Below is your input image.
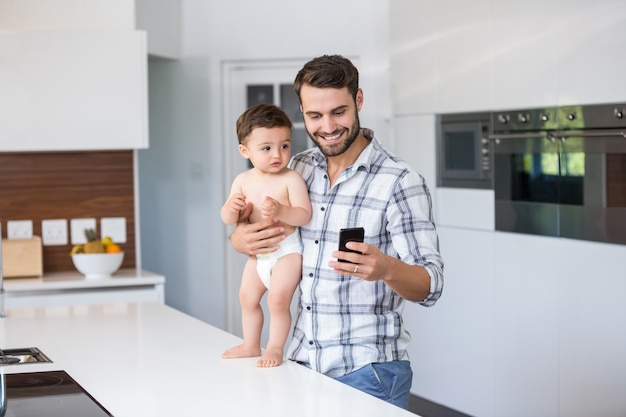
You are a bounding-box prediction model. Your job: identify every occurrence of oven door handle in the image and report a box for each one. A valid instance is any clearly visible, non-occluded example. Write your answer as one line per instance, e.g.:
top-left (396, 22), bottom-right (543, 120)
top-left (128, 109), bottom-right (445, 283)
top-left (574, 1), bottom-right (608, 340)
top-left (551, 130), bottom-right (626, 139)
top-left (488, 132), bottom-right (550, 140)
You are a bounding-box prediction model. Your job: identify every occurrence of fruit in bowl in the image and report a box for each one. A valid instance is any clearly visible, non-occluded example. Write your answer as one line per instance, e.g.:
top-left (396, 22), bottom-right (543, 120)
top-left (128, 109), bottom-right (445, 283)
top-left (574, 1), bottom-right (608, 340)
top-left (70, 229), bottom-right (124, 279)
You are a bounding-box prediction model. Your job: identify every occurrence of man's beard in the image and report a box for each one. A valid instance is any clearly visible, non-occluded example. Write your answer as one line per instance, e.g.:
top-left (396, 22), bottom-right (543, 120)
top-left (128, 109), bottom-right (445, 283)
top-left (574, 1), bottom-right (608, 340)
top-left (307, 113), bottom-right (361, 157)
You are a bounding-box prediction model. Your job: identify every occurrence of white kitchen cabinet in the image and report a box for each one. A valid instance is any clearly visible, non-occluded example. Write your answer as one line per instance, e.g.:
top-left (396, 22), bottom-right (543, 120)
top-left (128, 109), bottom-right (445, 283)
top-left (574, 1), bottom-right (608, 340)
top-left (436, 187), bottom-right (495, 231)
top-left (557, 239), bottom-right (626, 417)
top-left (389, 0), bottom-right (438, 115)
top-left (433, 0), bottom-right (493, 113)
top-left (391, 0), bottom-right (626, 114)
top-left (390, 0), bottom-right (493, 115)
top-left (493, 232), bottom-right (561, 417)
top-left (0, 30), bottom-right (148, 151)
top-left (555, 0), bottom-right (626, 106)
top-left (0, 0), bottom-right (135, 31)
top-left (406, 226), bottom-right (496, 417)
top-left (490, 0), bottom-right (559, 109)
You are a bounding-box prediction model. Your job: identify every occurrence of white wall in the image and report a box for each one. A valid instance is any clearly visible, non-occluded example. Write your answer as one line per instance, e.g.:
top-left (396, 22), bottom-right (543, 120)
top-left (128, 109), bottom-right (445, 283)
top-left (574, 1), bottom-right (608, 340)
top-left (137, 0), bottom-right (391, 328)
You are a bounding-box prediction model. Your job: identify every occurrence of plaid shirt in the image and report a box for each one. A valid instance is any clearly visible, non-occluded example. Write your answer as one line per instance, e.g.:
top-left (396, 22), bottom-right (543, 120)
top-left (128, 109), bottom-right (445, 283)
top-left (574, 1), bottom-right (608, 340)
top-left (286, 129), bottom-right (444, 378)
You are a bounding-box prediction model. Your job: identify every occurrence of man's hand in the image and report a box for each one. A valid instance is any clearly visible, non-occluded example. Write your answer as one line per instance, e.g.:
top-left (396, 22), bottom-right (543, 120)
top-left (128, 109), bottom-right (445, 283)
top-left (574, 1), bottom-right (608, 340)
top-left (329, 241), bottom-right (431, 302)
top-left (230, 202), bottom-right (285, 256)
top-left (329, 241), bottom-right (391, 282)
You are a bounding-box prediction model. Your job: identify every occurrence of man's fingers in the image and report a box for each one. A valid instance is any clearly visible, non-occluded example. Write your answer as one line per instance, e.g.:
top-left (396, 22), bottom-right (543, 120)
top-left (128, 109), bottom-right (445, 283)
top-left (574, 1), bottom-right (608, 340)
top-left (238, 202), bottom-right (253, 223)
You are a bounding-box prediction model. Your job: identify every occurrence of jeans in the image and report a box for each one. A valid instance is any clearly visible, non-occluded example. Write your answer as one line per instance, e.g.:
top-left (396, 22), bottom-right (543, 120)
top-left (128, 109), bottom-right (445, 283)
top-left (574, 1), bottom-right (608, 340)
top-left (334, 361), bottom-right (413, 409)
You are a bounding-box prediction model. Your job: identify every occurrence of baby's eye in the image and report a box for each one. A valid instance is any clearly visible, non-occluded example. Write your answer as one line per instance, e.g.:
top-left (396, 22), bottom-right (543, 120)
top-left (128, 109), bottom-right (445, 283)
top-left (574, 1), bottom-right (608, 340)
top-left (262, 146), bottom-right (271, 152)
top-left (281, 143), bottom-right (290, 150)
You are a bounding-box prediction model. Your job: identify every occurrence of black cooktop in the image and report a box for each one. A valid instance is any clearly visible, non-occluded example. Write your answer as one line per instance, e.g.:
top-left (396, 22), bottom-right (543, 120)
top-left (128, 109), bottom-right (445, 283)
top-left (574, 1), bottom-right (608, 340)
top-left (2, 370), bottom-right (113, 417)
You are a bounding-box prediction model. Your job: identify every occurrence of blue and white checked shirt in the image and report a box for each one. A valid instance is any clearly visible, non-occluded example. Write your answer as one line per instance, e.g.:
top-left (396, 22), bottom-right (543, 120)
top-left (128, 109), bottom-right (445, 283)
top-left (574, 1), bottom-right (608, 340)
top-left (286, 129), bottom-right (444, 378)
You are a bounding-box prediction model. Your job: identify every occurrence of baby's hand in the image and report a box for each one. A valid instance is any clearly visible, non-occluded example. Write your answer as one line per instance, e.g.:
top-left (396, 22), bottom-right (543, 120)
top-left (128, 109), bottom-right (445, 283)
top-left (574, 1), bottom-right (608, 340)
top-left (228, 193), bottom-right (247, 213)
top-left (261, 196), bottom-right (280, 218)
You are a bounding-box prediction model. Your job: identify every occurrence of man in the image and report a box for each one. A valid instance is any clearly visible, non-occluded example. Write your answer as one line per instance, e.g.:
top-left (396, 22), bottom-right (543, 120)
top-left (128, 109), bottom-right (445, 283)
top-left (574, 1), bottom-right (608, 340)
top-left (230, 54), bottom-right (444, 409)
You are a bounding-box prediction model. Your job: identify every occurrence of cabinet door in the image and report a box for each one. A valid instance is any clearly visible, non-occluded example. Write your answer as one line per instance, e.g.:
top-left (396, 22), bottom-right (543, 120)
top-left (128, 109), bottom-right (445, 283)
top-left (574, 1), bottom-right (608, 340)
top-left (557, 239), bottom-right (626, 417)
top-left (434, 0), bottom-right (493, 113)
top-left (406, 226), bottom-right (496, 417)
top-left (493, 232), bottom-right (560, 417)
top-left (0, 31), bottom-right (147, 151)
top-left (389, 0), bottom-right (438, 115)
top-left (491, 0), bottom-right (559, 109)
top-left (555, 0), bottom-right (626, 105)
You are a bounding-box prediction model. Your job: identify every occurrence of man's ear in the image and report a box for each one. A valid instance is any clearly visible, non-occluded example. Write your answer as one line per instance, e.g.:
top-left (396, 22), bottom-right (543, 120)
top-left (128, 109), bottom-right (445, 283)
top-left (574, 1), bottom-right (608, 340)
top-left (238, 144), bottom-right (249, 159)
top-left (355, 88), bottom-right (364, 111)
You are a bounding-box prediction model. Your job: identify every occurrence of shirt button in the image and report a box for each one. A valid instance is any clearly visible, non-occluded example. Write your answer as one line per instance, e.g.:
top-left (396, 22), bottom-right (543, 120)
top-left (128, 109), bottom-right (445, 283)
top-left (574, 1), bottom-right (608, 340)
top-left (309, 341), bottom-right (314, 345)
top-left (306, 306), bottom-right (311, 311)
top-left (320, 207), bottom-right (325, 212)
top-left (314, 240), bottom-right (319, 244)
top-left (309, 273), bottom-right (313, 277)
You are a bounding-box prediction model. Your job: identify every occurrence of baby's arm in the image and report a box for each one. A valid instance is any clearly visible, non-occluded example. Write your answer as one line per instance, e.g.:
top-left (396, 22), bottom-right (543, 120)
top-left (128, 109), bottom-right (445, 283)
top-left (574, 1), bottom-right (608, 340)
top-left (220, 177), bottom-right (246, 225)
top-left (261, 172), bottom-right (311, 226)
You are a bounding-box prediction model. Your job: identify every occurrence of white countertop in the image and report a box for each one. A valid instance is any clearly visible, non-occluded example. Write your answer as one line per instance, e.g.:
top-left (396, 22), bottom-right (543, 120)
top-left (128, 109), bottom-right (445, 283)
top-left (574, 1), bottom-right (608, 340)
top-left (0, 302), bottom-right (417, 417)
top-left (2, 268), bottom-right (165, 292)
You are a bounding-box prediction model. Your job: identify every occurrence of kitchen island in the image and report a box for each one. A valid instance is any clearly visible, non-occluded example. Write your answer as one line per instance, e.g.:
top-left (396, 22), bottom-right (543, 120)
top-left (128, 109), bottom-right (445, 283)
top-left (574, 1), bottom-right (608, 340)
top-left (0, 302), bottom-right (417, 417)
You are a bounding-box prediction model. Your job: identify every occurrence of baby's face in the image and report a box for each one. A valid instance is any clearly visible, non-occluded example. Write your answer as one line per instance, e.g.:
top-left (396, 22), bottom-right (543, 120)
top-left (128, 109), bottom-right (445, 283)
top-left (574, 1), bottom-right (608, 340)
top-left (240, 126), bottom-right (292, 173)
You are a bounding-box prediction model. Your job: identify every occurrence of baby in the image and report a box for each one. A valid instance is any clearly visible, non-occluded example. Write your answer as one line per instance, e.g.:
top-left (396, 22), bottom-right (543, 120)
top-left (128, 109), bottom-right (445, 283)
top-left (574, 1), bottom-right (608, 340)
top-left (220, 103), bottom-right (311, 367)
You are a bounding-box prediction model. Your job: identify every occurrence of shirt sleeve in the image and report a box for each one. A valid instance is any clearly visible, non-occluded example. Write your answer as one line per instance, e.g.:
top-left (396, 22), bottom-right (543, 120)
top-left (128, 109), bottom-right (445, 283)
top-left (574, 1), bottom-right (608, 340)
top-left (386, 170), bottom-right (444, 307)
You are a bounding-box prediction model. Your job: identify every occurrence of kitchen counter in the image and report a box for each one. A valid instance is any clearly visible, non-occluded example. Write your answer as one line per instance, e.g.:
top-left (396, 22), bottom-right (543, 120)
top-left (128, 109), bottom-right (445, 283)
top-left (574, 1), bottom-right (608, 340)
top-left (3, 269), bottom-right (165, 308)
top-left (0, 302), bottom-right (416, 417)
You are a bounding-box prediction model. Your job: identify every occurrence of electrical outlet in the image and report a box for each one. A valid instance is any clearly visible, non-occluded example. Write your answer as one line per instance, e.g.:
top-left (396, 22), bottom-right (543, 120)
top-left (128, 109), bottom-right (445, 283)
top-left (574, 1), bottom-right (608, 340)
top-left (7, 220), bottom-right (33, 239)
top-left (100, 217), bottom-right (127, 243)
top-left (70, 218), bottom-right (97, 244)
top-left (42, 219), bottom-right (68, 246)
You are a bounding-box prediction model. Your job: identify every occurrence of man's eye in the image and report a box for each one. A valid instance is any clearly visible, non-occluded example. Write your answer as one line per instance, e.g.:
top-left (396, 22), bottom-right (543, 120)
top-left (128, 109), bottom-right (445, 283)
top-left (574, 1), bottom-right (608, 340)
top-left (334, 110), bottom-right (345, 116)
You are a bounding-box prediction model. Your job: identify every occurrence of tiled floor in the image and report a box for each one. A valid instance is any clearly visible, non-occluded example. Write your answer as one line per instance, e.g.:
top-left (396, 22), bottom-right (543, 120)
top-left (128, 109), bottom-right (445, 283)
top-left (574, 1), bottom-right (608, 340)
top-left (408, 395), bottom-right (473, 417)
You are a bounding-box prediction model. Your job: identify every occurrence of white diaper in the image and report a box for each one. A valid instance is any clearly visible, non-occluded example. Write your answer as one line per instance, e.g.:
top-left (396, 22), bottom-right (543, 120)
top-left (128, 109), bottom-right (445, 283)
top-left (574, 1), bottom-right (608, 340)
top-left (255, 230), bottom-right (303, 289)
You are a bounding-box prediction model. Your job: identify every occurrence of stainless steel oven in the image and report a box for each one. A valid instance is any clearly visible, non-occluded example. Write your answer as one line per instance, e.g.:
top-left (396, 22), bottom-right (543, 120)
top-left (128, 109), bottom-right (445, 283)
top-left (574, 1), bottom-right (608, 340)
top-left (490, 103), bottom-right (626, 245)
top-left (437, 112), bottom-right (492, 189)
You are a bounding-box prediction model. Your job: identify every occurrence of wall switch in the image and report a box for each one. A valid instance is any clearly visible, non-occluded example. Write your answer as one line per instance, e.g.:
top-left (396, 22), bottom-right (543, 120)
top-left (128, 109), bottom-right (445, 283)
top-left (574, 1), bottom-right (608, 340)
top-left (7, 220), bottom-right (33, 239)
top-left (70, 218), bottom-right (97, 244)
top-left (42, 219), bottom-right (68, 246)
top-left (100, 217), bottom-right (127, 243)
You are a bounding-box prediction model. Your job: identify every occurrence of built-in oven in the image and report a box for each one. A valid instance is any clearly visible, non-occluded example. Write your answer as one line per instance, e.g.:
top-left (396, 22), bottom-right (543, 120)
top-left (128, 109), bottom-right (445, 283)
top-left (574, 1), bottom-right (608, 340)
top-left (490, 103), bottom-right (626, 245)
top-left (437, 112), bottom-right (492, 189)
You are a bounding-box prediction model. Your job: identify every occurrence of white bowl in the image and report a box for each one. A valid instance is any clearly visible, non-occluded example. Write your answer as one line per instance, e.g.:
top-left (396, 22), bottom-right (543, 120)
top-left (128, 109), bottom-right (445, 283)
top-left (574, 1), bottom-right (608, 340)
top-left (71, 252), bottom-right (124, 279)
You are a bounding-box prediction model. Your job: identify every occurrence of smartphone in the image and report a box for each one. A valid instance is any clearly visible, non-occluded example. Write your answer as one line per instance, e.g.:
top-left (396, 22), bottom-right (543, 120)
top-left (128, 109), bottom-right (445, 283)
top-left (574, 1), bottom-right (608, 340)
top-left (338, 227), bottom-right (365, 263)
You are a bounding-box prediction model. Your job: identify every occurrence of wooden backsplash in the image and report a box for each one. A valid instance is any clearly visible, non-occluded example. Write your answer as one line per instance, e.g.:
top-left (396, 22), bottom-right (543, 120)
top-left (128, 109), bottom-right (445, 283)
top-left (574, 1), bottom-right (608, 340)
top-left (0, 151), bottom-right (136, 273)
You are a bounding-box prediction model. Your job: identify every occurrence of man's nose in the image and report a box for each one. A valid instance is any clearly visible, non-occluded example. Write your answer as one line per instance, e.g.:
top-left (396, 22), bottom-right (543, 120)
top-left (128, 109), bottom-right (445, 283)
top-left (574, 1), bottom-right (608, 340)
top-left (320, 117), bottom-right (337, 134)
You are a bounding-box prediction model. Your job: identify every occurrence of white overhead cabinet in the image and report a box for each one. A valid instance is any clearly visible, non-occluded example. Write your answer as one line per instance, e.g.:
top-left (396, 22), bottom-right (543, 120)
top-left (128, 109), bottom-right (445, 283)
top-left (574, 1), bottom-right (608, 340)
top-left (0, 30), bottom-right (148, 151)
top-left (391, 0), bottom-right (626, 113)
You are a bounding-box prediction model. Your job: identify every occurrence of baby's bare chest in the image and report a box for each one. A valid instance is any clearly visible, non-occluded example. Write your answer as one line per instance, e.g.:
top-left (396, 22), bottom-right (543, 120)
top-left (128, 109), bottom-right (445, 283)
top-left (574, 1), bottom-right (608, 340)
top-left (241, 180), bottom-right (290, 220)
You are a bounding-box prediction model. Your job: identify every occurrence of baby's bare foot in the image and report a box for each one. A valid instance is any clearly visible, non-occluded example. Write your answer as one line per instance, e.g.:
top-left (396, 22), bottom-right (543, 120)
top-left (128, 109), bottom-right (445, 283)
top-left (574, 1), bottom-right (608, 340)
top-left (256, 347), bottom-right (283, 367)
top-left (221, 344), bottom-right (261, 359)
